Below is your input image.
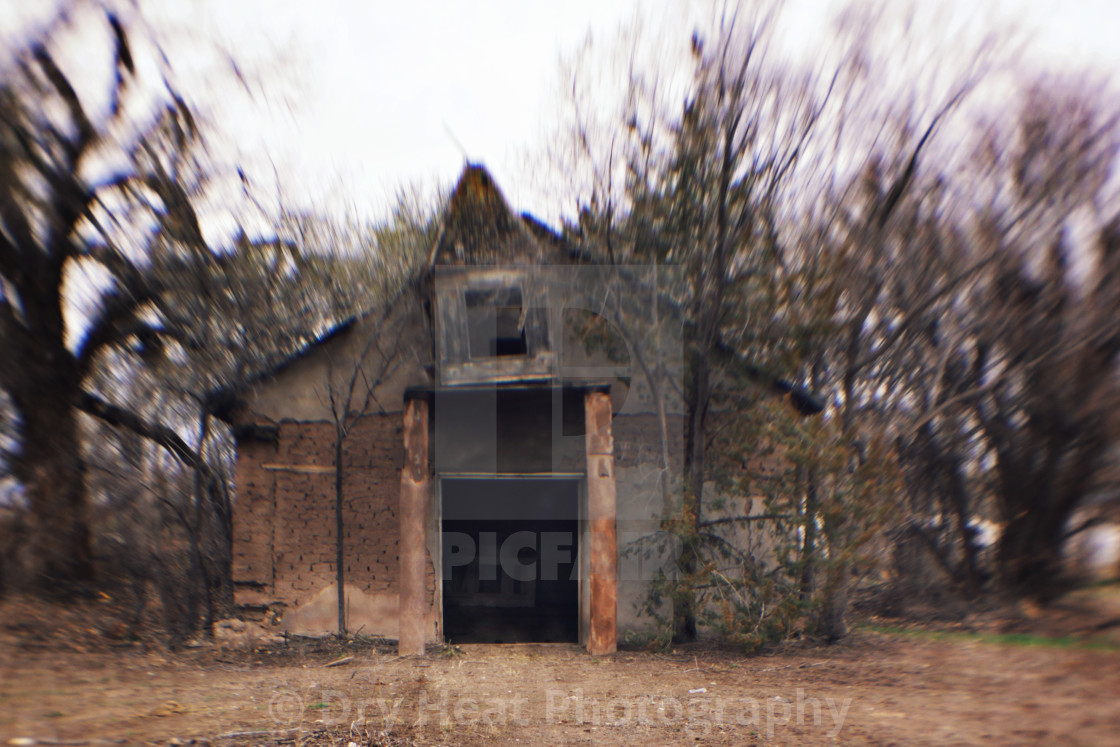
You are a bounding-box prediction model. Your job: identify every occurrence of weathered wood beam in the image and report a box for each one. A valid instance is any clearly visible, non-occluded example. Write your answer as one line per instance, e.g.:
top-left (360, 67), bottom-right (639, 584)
top-left (585, 389), bottom-right (617, 656)
top-left (261, 464), bottom-right (335, 474)
top-left (398, 397), bottom-right (429, 656)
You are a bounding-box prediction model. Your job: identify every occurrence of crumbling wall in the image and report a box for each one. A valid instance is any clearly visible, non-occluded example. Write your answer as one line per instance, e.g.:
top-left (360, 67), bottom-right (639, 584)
top-left (232, 438), bottom-right (277, 591)
top-left (232, 414), bottom-right (405, 633)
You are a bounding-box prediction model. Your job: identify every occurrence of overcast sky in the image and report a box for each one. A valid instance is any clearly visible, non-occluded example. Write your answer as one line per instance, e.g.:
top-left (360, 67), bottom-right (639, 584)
top-left (5, 0), bottom-right (1120, 234)
top-left (204, 0), bottom-right (1120, 225)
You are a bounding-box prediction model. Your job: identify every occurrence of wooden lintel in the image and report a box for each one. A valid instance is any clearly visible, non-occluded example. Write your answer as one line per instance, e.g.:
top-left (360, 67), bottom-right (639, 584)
top-left (262, 463), bottom-right (336, 474)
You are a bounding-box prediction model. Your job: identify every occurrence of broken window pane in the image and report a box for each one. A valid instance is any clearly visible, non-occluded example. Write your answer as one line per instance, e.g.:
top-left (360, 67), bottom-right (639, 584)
top-left (466, 287), bottom-right (527, 358)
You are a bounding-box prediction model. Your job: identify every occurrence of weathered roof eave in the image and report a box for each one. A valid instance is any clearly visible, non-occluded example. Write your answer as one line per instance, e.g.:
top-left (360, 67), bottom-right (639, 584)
top-left (206, 279), bottom-right (425, 424)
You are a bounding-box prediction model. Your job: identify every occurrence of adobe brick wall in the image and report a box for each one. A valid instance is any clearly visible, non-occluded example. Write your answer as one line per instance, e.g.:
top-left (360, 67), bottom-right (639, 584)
top-left (233, 401), bottom-right (771, 637)
top-left (232, 414), bottom-right (405, 610)
top-left (232, 439), bottom-right (276, 589)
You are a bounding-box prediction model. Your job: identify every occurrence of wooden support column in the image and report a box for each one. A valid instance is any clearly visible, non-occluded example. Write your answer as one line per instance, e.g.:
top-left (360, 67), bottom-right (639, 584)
top-left (399, 397), bottom-right (429, 656)
top-left (585, 389), bottom-right (617, 656)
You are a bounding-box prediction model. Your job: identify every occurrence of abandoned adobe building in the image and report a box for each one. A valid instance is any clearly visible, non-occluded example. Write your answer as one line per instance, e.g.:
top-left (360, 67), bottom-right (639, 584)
top-left (223, 164), bottom-right (820, 655)
top-left (224, 164), bottom-right (690, 655)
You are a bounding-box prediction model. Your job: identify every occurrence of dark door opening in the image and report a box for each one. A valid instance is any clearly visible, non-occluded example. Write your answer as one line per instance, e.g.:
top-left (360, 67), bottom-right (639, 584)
top-left (442, 478), bottom-right (579, 643)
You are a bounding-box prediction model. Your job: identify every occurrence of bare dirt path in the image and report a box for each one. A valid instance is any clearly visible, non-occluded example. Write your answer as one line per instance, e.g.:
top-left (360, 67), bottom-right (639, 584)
top-left (2, 629), bottom-right (1119, 746)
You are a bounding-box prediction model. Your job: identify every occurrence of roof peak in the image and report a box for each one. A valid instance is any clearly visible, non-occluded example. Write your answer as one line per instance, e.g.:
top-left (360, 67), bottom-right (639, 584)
top-left (428, 163), bottom-right (550, 268)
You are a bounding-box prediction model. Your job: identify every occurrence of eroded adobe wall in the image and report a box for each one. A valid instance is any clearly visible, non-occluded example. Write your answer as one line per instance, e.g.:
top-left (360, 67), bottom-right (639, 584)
top-left (273, 418), bottom-right (402, 598)
top-left (232, 438), bottom-right (277, 590)
top-left (232, 414), bottom-right (416, 635)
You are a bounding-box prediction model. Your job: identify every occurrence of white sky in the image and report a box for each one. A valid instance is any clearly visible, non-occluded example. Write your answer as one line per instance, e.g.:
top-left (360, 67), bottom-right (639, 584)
top-left (4, 0), bottom-right (1120, 235)
top-left (198, 0), bottom-right (648, 223)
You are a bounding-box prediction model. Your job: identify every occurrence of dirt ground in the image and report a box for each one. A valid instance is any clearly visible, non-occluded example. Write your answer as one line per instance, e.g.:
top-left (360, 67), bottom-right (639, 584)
top-left (2, 589), bottom-right (1120, 746)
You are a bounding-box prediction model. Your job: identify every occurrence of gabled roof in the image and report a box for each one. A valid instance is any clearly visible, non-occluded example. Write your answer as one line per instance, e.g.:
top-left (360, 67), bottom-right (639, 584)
top-left (213, 164), bottom-right (559, 422)
top-left (206, 313), bottom-right (362, 425)
top-left (210, 163), bottom-right (823, 425)
top-left (428, 164), bottom-right (576, 267)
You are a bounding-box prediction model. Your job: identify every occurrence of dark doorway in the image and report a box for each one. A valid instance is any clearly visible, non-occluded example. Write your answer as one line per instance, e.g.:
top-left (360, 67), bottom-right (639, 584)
top-left (441, 478), bottom-right (579, 643)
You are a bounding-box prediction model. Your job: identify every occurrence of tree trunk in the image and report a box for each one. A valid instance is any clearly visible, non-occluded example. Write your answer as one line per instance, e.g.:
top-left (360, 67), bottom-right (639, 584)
top-left (17, 379), bottom-right (93, 592)
top-left (815, 565), bottom-right (851, 642)
top-left (184, 473), bottom-right (203, 639)
top-left (799, 466), bottom-right (818, 600)
top-left (989, 422), bottom-right (1099, 603)
top-left (676, 348), bottom-right (710, 643)
top-left (996, 508), bottom-right (1066, 603)
top-left (915, 422), bottom-right (984, 595)
top-left (944, 453), bottom-right (984, 596)
top-left (205, 477), bottom-right (235, 613)
top-left (334, 437), bottom-right (346, 636)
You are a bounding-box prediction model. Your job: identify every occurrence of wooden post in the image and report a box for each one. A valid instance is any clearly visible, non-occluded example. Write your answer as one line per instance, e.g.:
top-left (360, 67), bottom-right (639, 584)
top-left (399, 397), bottom-right (429, 656)
top-left (585, 389), bottom-right (617, 656)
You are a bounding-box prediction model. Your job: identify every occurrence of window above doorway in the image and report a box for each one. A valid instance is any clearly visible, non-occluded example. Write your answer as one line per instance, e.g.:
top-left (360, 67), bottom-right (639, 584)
top-left (466, 286), bottom-right (527, 358)
top-left (433, 268), bottom-right (555, 385)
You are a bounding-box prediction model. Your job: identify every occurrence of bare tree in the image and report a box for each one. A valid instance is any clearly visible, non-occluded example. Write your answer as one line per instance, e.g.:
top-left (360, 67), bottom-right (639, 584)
top-left (0, 8), bottom-right (227, 589)
top-left (549, 0), bottom-right (1016, 642)
top-left (962, 76), bottom-right (1120, 599)
top-left (320, 303), bottom-right (408, 635)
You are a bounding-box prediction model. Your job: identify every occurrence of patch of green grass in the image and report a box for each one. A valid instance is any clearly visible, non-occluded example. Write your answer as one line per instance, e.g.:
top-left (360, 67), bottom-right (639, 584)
top-left (861, 624), bottom-right (1120, 651)
top-left (43, 711), bottom-right (65, 718)
top-left (1076, 577), bottom-right (1120, 590)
